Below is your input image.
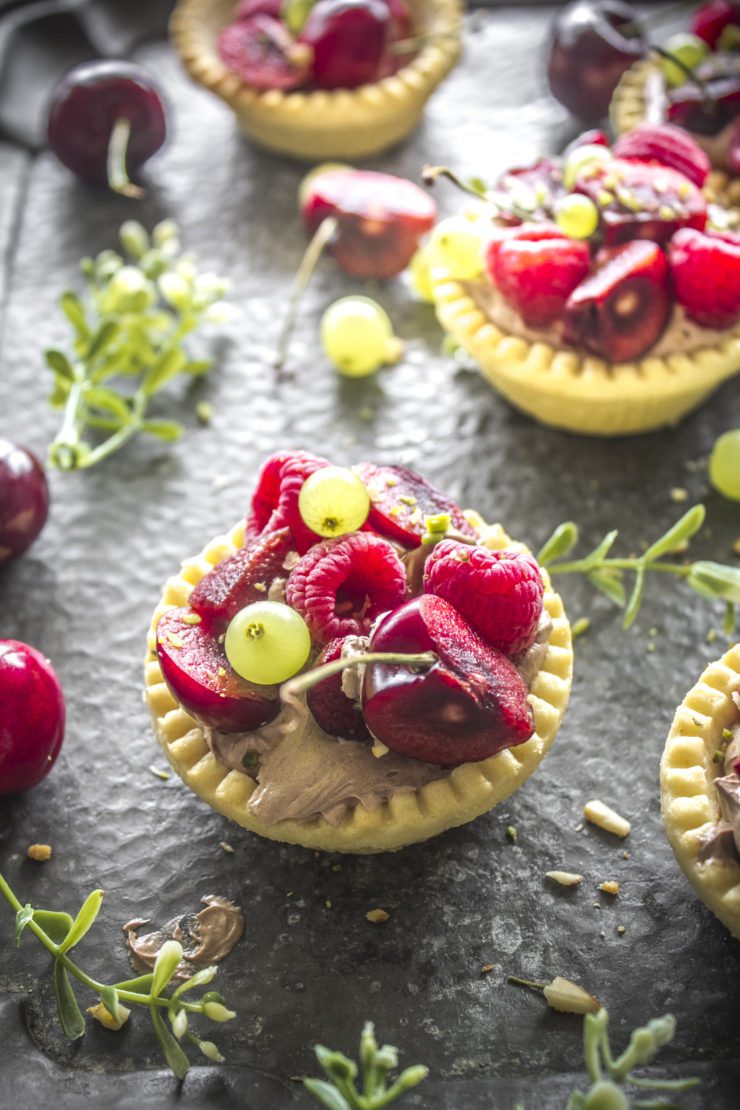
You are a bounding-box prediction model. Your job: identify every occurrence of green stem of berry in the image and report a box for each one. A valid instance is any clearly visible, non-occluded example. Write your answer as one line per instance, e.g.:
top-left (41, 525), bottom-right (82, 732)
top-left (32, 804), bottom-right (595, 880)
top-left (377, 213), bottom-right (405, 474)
top-left (649, 44), bottom-right (715, 110)
top-left (0, 869), bottom-right (235, 1077)
top-left (107, 117), bottom-right (144, 200)
top-left (282, 650), bottom-right (438, 701)
top-left (421, 164), bottom-right (535, 222)
top-left (389, 20), bottom-right (463, 56)
top-left (275, 215), bottom-right (339, 373)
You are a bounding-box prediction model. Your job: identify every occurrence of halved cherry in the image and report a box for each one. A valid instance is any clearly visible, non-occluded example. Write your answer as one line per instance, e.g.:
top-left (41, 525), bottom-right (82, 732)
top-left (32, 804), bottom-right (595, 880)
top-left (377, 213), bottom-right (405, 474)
top-left (573, 158), bottom-right (707, 245)
top-left (190, 527), bottom-right (293, 630)
top-left (563, 240), bottom-right (671, 363)
top-left (353, 462), bottom-right (476, 548)
top-left (156, 608), bottom-right (279, 733)
top-left (306, 637), bottom-right (372, 741)
top-left (361, 595), bottom-right (534, 765)
top-left (493, 158), bottom-right (566, 225)
top-left (218, 14), bottom-right (312, 90)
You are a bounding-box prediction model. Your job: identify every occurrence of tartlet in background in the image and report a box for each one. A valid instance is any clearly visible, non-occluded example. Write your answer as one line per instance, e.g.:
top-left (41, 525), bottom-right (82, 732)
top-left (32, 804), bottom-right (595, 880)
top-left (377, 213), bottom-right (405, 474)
top-left (170, 0), bottom-right (462, 161)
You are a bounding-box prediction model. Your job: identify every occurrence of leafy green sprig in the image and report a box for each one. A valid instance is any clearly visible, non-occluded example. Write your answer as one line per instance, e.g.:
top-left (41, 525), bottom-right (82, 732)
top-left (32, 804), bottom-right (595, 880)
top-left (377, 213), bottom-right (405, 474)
top-left (46, 219), bottom-right (229, 471)
top-left (566, 1008), bottom-right (699, 1109)
top-left (538, 504), bottom-right (740, 635)
top-left (305, 1022), bottom-right (428, 1109)
top-left (0, 871), bottom-right (235, 1078)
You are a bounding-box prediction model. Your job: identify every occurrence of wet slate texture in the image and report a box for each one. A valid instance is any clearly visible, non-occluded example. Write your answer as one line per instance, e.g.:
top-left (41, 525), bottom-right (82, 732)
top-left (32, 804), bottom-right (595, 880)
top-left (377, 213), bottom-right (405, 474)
top-left (0, 5), bottom-right (739, 1109)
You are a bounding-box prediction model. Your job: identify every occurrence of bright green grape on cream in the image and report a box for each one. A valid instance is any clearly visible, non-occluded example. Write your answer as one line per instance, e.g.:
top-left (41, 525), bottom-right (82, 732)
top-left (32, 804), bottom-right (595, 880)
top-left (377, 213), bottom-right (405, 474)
top-left (298, 466), bottom-right (370, 537)
top-left (225, 601), bottom-right (311, 686)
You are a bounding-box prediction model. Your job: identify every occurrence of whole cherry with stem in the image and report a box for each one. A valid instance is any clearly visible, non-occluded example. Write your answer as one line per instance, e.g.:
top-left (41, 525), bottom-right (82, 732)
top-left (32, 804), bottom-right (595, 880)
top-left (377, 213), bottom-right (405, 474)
top-left (47, 60), bottom-right (166, 199)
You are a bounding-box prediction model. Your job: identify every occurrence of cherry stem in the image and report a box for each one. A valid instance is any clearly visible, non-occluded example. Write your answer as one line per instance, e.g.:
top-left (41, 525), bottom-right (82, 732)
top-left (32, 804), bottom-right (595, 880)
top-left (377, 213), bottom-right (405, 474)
top-left (422, 164), bottom-right (534, 223)
top-left (649, 44), bottom-right (715, 111)
top-left (107, 118), bottom-right (144, 200)
top-left (275, 215), bottom-right (338, 373)
top-left (389, 20), bottom-right (463, 56)
top-left (281, 650), bottom-right (438, 701)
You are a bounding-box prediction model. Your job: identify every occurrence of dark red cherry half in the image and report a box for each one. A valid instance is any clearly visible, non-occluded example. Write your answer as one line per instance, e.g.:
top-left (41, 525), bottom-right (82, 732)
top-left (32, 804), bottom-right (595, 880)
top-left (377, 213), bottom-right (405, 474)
top-left (0, 640), bottom-right (65, 795)
top-left (156, 608), bottom-right (279, 733)
top-left (353, 463), bottom-right (476, 549)
top-left (306, 637), bottom-right (372, 741)
top-left (190, 528), bottom-right (293, 631)
top-left (362, 595), bottom-right (534, 766)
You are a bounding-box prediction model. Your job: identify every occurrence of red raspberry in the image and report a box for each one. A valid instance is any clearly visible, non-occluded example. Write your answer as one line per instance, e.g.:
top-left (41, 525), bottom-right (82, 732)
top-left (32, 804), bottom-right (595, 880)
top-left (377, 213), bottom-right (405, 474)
top-left (669, 227), bottom-right (740, 328)
top-left (306, 637), bottom-right (372, 741)
top-left (574, 159), bottom-right (707, 245)
top-left (190, 527), bottom-right (293, 629)
top-left (286, 532), bottom-right (407, 644)
top-left (691, 0), bottom-right (740, 48)
top-left (486, 224), bottom-right (591, 328)
top-left (246, 450), bottom-right (330, 553)
top-left (612, 124), bottom-right (711, 188)
top-left (423, 540), bottom-right (544, 657)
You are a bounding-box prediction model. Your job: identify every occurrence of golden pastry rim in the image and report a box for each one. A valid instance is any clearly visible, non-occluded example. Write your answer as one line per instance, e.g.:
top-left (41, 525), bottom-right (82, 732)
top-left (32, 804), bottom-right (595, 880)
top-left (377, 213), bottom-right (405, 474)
top-left (660, 643), bottom-right (740, 940)
top-left (169, 0), bottom-right (463, 159)
top-left (431, 271), bottom-right (740, 437)
top-left (144, 519), bottom-right (573, 854)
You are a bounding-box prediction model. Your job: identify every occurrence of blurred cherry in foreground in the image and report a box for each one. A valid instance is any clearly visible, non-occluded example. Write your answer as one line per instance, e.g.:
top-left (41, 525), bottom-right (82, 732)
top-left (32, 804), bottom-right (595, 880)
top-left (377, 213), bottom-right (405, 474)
top-left (0, 439), bottom-right (49, 565)
top-left (0, 641), bottom-right (66, 795)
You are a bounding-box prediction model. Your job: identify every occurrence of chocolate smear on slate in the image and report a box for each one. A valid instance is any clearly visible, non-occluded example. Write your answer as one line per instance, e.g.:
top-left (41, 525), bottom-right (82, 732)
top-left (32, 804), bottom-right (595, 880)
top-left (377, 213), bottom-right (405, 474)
top-left (123, 895), bottom-right (244, 979)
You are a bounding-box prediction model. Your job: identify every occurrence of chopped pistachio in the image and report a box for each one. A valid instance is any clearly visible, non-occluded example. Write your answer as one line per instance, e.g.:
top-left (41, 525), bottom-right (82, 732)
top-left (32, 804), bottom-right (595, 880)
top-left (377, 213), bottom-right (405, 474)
top-left (398, 495), bottom-right (417, 506)
top-left (506, 825), bottom-right (518, 843)
top-left (583, 800), bottom-right (631, 838)
top-left (599, 880), bottom-right (620, 896)
top-left (196, 400), bottom-right (213, 425)
top-left (219, 841), bottom-right (235, 854)
top-left (148, 765), bottom-right (170, 781)
top-left (670, 487), bottom-right (689, 503)
top-left (546, 870), bottom-right (583, 887)
top-left (88, 1000), bottom-right (131, 1031)
top-left (166, 631), bottom-right (184, 648)
top-left (371, 740), bottom-right (390, 759)
top-left (182, 612), bottom-right (202, 626)
top-left (572, 617), bottom-right (590, 639)
top-left (732, 538), bottom-right (740, 556)
top-left (597, 190), bottom-right (614, 207)
top-left (658, 204), bottom-right (676, 221)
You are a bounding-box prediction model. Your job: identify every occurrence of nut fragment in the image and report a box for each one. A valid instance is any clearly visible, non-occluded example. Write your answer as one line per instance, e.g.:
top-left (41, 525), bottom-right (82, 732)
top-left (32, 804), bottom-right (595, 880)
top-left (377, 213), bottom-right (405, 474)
top-left (599, 880), bottom-right (620, 895)
top-left (366, 908), bottom-right (390, 924)
top-left (543, 976), bottom-right (600, 1015)
top-left (546, 871), bottom-right (583, 887)
top-left (27, 844), bottom-right (52, 861)
top-left (88, 1001), bottom-right (131, 1031)
top-left (583, 800), bottom-right (631, 838)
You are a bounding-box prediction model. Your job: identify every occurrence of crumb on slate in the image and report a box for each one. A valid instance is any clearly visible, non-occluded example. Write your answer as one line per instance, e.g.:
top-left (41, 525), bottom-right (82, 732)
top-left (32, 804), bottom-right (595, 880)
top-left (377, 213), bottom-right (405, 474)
top-left (572, 617), bottom-right (590, 639)
top-left (733, 538), bottom-right (740, 556)
top-left (670, 487), bottom-right (689, 503)
top-left (599, 881), bottom-right (620, 896)
top-left (583, 800), bottom-right (631, 838)
top-left (149, 765), bottom-right (170, 781)
top-left (546, 870), bottom-right (583, 887)
top-left (617, 925), bottom-right (626, 935)
top-left (27, 844), bottom-right (52, 862)
top-left (220, 841), bottom-right (235, 854)
top-left (366, 908), bottom-right (390, 924)
top-left (481, 964), bottom-right (495, 975)
top-left (506, 825), bottom-right (518, 843)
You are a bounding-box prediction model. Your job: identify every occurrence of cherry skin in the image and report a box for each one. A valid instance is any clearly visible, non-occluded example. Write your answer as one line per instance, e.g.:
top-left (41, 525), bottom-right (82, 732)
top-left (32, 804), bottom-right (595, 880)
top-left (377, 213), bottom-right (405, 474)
top-left (0, 640), bottom-right (65, 795)
top-left (0, 439), bottom-right (49, 565)
top-left (299, 0), bottom-right (391, 90)
top-left (547, 0), bottom-right (647, 124)
top-left (361, 595), bottom-right (534, 766)
top-left (156, 608), bottom-right (279, 733)
top-left (47, 60), bottom-right (166, 195)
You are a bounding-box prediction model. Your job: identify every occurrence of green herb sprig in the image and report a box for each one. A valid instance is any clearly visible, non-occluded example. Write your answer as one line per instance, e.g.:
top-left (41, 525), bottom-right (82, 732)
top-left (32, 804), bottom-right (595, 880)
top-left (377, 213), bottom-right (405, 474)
top-left (305, 1022), bottom-right (428, 1109)
top-left (538, 504), bottom-right (740, 635)
top-left (566, 1007), bottom-right (699, 1109)
top-left (0, 871), bottom-right (235, 1078)
top-left (46, 219), bottom-right (229, 471)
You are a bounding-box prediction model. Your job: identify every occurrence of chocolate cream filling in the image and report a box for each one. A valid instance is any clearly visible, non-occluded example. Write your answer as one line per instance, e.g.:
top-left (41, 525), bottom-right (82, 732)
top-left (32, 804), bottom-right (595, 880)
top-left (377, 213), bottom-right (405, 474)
top-left (698, 692), bottom-right (740, 866)
top-left (123, 895), bottom-right (244, 979)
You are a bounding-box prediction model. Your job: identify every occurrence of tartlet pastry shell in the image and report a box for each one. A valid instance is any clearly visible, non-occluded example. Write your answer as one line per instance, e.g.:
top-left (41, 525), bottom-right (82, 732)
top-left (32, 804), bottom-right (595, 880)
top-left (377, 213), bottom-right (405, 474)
top-left (661, 644), bottom-right (740, 940)
top-left (611, 58), bottom-right (740, 211)
top-left (145, 520), bottom-right (572, 854)
top-left (432, 273), bottom-right (740, 437)
top-left (170, 0), bottom-right (462, 161)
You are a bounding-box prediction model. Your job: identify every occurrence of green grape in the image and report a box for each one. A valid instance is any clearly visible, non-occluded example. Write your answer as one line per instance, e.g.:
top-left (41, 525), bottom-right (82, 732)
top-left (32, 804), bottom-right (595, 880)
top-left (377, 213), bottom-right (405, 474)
top-left (582, 1081), bottom-right (628, 1110)
top-left (563, 144), bottom-right (613, 189)
top-left (660, 33), bottom-right (709, 88)
top-left (225, 601), bottom-right (311, 685)
top-left (424, 217), bottom-right (484, 280)
top-left (282, 0), bottom-right (314, 35)
top-left (408, 247), bottom-right (435, 303)
top-left (298, 161), bottom-right (349, 206)
top-left (555, 194), bottom-right (600, 239)
top-left (709, 429), bottom-right (740, 501)
top-left (320, 296), bottom-right (402, 377)
top-left (298, 466), bottom-right (370, 537)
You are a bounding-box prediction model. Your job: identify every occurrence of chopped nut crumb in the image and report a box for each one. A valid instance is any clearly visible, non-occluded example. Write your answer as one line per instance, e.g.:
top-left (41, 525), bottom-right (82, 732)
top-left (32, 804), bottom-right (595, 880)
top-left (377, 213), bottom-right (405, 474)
top-left (166, 631), bottom-right (184, 648)
top-left (27, 844), bottom-right (52, 862)
top-left (182, 612), bottom-right (202, 626)
top-left (707, 628), bottom-right (717, 644)
top-left (371, 741), bottom-right (389, 759)
top-left (219, 841), bottom-right (234, 854)
top-left (599, 881), bottom-right (620, 896)
top-left (572, 617), bottom-right (590, 639)
top-left (622, 851), bottom-right (630, 860)
top-left (88, 1000), bottom-right (130, 1031)
top-left (647, 641), bottom-right (655, 653)
top-left (543, 976), bottom-right (600, 1015)
top-left (599, 930), bottom-right (606, 940)
top-left (366, 908), bottom-right (390, 924)
top-left (481, 964), bottom-right (495, 974)
top-left (670, 487), bottom-right (689, 503)
top-left (253, 581), bottom-right (267, 592)
top-left (325, 900), bottom-right (332, 910)
top-left (617, 925), bottom-right (626, 935)
top-left (331, 863), bottom-right (342, 873)
top-left (583, 800), bottom-right (631, 838)
top-left (506, 825), bottom-right (518, 843)
top-left (196, 401), bottom-right (213, 425)
top-left (732, 538), bottom-right (740, 556)
top-left (546, 870), bottom-right (583, 887)
top-left (148, 765), bottom-right (170, 781)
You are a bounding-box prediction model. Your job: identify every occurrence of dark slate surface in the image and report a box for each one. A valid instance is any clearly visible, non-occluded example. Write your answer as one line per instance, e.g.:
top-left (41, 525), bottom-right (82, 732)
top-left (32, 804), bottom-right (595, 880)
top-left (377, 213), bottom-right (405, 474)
top-left (1, 5), bottom-right (739, 1109)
